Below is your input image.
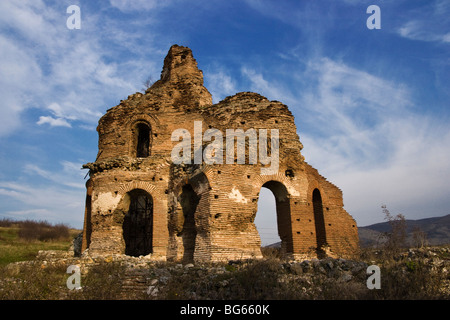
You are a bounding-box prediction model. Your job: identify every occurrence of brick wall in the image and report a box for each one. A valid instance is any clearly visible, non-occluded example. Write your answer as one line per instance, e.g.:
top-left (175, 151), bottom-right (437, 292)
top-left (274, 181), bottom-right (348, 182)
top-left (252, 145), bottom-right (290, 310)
top-left (81, 45), bottom-right (359, 262)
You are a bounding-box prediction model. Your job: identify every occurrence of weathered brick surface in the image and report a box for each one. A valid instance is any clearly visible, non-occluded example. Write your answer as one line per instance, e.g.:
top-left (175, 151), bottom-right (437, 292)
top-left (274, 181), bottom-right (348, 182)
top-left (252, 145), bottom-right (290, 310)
top-left (81, 45), bottom-right (359, 262)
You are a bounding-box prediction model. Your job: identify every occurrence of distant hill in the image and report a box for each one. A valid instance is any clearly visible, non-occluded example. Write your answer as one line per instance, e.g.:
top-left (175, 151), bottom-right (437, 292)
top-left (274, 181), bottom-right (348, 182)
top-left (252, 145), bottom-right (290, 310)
top-left (358, 214), bottom-right (450, 248)
top-left (264, 214), bottom-right (450, 249)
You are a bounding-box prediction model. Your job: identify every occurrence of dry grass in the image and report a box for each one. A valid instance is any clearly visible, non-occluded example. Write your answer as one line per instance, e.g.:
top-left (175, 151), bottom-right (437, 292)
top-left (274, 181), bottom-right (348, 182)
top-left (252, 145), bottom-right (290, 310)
top-left (0, 249), bottom-right (448, 300)
top-left (0, 219), bottom-right (448, 300)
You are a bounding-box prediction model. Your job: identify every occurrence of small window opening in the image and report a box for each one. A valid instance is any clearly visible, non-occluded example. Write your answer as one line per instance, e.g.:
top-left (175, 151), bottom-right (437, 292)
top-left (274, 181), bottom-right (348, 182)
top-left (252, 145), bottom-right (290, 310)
top-left (136, 123), bottom-right (150, 158)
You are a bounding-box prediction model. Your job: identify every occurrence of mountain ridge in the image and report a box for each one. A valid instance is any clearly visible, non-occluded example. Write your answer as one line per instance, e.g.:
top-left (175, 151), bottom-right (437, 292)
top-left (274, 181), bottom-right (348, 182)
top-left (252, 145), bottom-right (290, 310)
top-left (265, 214), bottom-right (450, 248)
top-left (358, 214), bottom-right (450, 247)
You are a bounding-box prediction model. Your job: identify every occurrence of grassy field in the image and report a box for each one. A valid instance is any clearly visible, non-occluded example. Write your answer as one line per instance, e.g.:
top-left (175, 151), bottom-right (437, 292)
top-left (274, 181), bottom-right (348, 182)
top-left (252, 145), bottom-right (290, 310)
top-left (0, 221), bottom-right (80, 267)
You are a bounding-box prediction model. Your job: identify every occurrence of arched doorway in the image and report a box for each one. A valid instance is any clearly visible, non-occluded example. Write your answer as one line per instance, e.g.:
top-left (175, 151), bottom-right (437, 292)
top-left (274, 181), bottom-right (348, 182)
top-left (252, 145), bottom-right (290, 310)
top-left (123, 189), bottom-right (153, 256)
top-left (255, 180), bottom-right (292, 256)
top-left (312, 188), bottom-right (327, 254)
top-left (179, 184), bottom-right (199, 262)
top-left (254, 187), bottom-right (281, 247)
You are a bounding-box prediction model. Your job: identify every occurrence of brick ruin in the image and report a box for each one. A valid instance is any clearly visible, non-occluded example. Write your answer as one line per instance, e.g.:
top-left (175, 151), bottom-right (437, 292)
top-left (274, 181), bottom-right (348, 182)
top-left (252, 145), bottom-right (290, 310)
top-left (80, 45), bottom-right (359, 262)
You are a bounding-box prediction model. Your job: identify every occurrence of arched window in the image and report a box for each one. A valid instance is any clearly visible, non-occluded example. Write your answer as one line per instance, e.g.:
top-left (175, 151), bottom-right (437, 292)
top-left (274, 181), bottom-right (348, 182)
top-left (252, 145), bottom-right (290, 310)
top-left (136, 123), bottom-right (151, 158)
top-left (123, 189), bottom-right (153, 256)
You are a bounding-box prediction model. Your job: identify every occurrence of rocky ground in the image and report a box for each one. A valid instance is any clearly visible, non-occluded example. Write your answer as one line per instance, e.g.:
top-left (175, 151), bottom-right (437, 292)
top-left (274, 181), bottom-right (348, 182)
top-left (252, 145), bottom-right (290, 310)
top-left (1, 246), bottom-right (449, 300)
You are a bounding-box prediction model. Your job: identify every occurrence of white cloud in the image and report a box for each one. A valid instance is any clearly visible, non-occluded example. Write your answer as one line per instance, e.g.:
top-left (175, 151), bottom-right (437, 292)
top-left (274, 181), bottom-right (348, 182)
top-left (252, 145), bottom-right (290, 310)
top-left (205, 69), bottom-right (238, 103)
top-left (0, 0), bottom-right (58, 44)
top-left (37, 116), bottom-right (72, 128)
top-left (397, 1), bottom-right (450, 43)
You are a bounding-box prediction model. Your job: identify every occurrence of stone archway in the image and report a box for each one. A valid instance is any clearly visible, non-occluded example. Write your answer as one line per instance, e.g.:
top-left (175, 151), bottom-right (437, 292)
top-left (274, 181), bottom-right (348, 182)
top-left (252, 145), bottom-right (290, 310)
top-left (256, 180), bottom-right (293, 256)
top-left (254, 187), bottom-right (280, 247)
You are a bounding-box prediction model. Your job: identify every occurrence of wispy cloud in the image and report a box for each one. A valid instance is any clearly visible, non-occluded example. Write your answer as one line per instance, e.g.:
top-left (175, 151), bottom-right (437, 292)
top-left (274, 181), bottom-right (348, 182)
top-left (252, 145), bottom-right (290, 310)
top-left (399, 20), bottom-right (450, 43)
top-left (0, 180), bottom-right (85, 226)
top-left (0, 33), bottom-right (43, 136)
top-left (396, 0), bottom-right (450, 43)
top-left (109, 0), bottom-right (172, 12)
top-left (0, 1), bottom-right (151, 136)
top-left (0, 0), bottom-right (171, 226)
top-left (23, 162), bottom-right (85, 189)
top-left (0, 161), bottom-right (87, 226)
top-left (37, 116), bottom-right (72, 128)
top-left (299, 59), bottom-right (450, 224)
top-left (205, 68), bottom-right (239, 104)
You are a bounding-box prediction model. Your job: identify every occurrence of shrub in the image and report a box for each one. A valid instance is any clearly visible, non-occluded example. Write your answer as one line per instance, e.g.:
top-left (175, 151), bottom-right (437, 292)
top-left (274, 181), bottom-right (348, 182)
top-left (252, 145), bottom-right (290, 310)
top-left (261, 246), bottom-right (282, 259)
top-left (17, 220), bottom-right (70, 241)
top-left (380, 205), bottom-right (407, 256)
top-left (0, 218), bottom-right (15, 227)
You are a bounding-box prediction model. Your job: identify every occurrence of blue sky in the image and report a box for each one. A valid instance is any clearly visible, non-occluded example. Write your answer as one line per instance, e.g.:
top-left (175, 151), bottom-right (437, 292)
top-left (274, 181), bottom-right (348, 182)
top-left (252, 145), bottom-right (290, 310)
top-left (0, 0), bottom-right (449, 245)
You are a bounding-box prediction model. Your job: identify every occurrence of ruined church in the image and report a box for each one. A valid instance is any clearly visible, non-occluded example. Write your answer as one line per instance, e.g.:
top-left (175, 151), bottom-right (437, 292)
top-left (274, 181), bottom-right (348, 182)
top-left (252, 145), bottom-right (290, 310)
top-left (80, 45), bottom-right (359, 262)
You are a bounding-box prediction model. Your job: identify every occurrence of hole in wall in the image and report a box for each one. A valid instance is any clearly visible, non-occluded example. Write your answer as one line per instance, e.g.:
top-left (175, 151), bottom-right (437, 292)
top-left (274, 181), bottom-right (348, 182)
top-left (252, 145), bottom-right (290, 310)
top-left (285, 169), bottom-right (294, 178)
